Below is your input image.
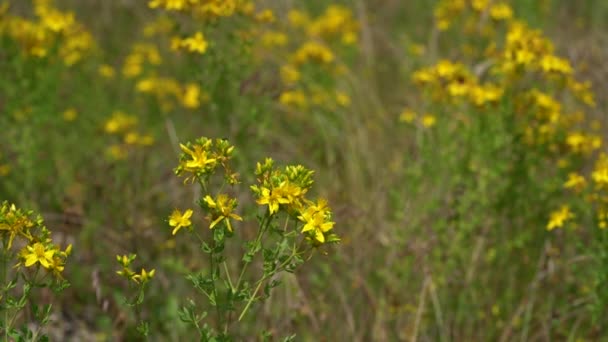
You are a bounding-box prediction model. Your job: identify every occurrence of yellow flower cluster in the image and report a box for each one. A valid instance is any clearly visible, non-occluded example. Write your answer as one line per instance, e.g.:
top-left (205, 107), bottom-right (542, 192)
top-left (136, 76), bottom-right (208, 111)
top-left (148, 0), bottom-right (242, 18)
top-left (269, 6), bottom-right (356, 111)
top-left (251, 158), bottom-right (338, 244)
top-left (170, 137), bottom-right (338, 245)
top-left (417, 1), bottom-right (605, 233)
top-left (434, 0), bottom-right (513, 32)
top-left (122, 43), bottom-right (163, 78)
top-left (399, 109), bottom-right (437, 129)
top-left (305, 5), bottom-right (359, 44)
top-left (413, 60), bottom-right (503, 106)
top-left (116, 254), bottom-right (155, 285)
top-left (546, 205), bottom-right (574, 231)
top-left (409, 8), bottom-right (596, 156)
top-left (170, 138), bottom-right (243, 236)
top-left (0, 202), bottom-right (71, 278)
top-left (103, 111), bottom-right (155, 160)
top-left (168, 209), bottom-right (193, 235)
top-left (499, 21), bottom-right (570, 76)
top-left (557, 155), bottom-right (608, 230)
top-left (175, 137), bottom-right (237, 183)
top-left (202, 194), bottom-right (242, 232)
top-left (0, 0), bottom-right (94, 65)
top-left (116, 27), bottom-right (209, 112)
top-left (292, 41), bottom-right (335, 66)
top-left (172, 32), bottom-right (208, 54)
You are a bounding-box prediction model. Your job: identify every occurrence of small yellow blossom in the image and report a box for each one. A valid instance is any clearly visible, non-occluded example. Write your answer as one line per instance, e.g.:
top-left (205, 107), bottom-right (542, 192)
top-left (422, 114), bottom-right (437, 128)
top-left (298, 199), bottom-right (335, 243)
top-left (0, 164), bottom-right (10, 176)
top-left (256, 186), bottom-right (290, 214)
top-left (181, 83), bottom-right (204, 109)
top-left (98, 64), bottom-right (115, 78)
top-left (203, 194), bottom-right (242, 232)
top-left (547, 205), bottom-right (574, 231)
top-left (179, 143), bottom-right (217, 173)
top-left (62, 108), bottom-right (78, 121)
top-left (399, 109), bottom-right (416, 123)
top-left (279, 90), bottom-right (307, 108)
top-left (335, 91), bottom-right (351, 107)
top-left (564, 173), bottom-right (586, 191)
top-left (292, 41), bottom-right (335, 65)
top-left (168, 209), bottom-right (193, 235)
top-left (255, 9), bottom-right (275, 23)
top-left (280, 64), bottom-right (300, 84)
top-left (287, 9), bottom-right (309, 28)
top-left (23, 242), bottom-right (54, 269)
top-left (180, 32), bottom-right (208, 54)
top-left (490, 3), bottom-right (513, 21)
top-left (132, 268), bottom-right (155, 284)
top-left (106, 145), bottom-right (128, 160)
top-left (261, 31), bottom-right (287, 47)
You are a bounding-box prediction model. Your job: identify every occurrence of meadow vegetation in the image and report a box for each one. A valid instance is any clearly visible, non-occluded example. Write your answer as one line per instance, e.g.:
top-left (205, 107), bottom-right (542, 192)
top-left (1, 0), bottom-right (608, 340)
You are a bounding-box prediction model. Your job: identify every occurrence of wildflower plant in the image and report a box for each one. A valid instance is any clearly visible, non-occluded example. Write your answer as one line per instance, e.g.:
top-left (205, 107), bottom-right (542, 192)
top-left (115, 253), bottom-right (156, 338)
top-left (166, 137), bottom-right (338, 339)
top-left (0, 202), bottom-right (71, 341)
top-left (397, 0), bottom-right (608, 336)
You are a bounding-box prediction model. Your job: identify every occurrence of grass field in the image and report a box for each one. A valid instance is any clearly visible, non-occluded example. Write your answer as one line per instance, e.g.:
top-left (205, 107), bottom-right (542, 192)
top-left (2, 0), bottom-right (608, 340)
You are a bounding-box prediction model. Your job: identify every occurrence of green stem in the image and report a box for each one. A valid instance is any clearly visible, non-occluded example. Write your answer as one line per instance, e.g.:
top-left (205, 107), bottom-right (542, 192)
top-left (223, 262), bottom-right (234, 291)
top-left (235, 210), bottom-right (270, 290)
top-left (1, 247), bottom-right (9, 340)
top-left (237, 280), bottom-right (262, 322)
top-left (209, 244), bottom-right (222, 331)
top-left (237, 247), bottom-right (302, 322)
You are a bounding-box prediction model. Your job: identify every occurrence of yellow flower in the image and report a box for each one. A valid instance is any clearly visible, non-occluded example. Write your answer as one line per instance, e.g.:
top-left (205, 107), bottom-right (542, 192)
top-left (261, 31), bottom-right (287, 47)
top-left (179, 143), bottom-right (217, 173)
top-left (203, 194), bottom-right (242, 232)
top-left (0, 204), bottom-right (35, 249)
top-left (287, 9), bottom-right (310, 28)
top-left (104, 111), bottom-right (138, 134)
top-left (23, 243), bottom-right (55, 269)
top-left (547, 205), bottom-right (574, 231)
top-left (116, 254), bottom-right (134, 267)
top-left (132, 268), bottom-right (155, 284)
top-left (335, 91), bottom-right (351, 107)
top-left (62, 108), bottom-right (78, 121)
top-left (490, 3), bottom-right (513, 21)
top-left (38, 7), bottom-right (75, 33)
top-left (180, 32), bottom-right (208, 54)
top-left (0, 164), bottom-right (10, 176)
top-left (255, 9), bottom-right (275, 23)
top-left (564, 173), bottom-right (586, 192)
top-left (181, 83), bottom-right (203, 109)
top-left (149, 0), bottom-right (188, 10)
top-left (399, 109), bottom-right (416, 123)
top-left (280, 64), bottom-right (300, 84)
top-left (105, 145), bottom-right (128, 160)
top-left (421, 114), bottom-right (437, 128)
top-left (292, 41), bottom-right (334, 65)
top-left (447, 81), bottom-right (470, 97)
top-left (168, 209), bottom-right (193, 235)
top-left (540, 55), bottom-right (572, 75)
top-left (256, 186), bottom-right (290, 214)
top-left (116, 267), bottom-right (135, 279)
top-left (279, 90), bottom-right (307, 108)
top-left (593, 167), bottom-right (608, 187)
top-left (408, 43), bottom-right (426, 56)
top-left (298, 199), bottom-right (335, 243)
